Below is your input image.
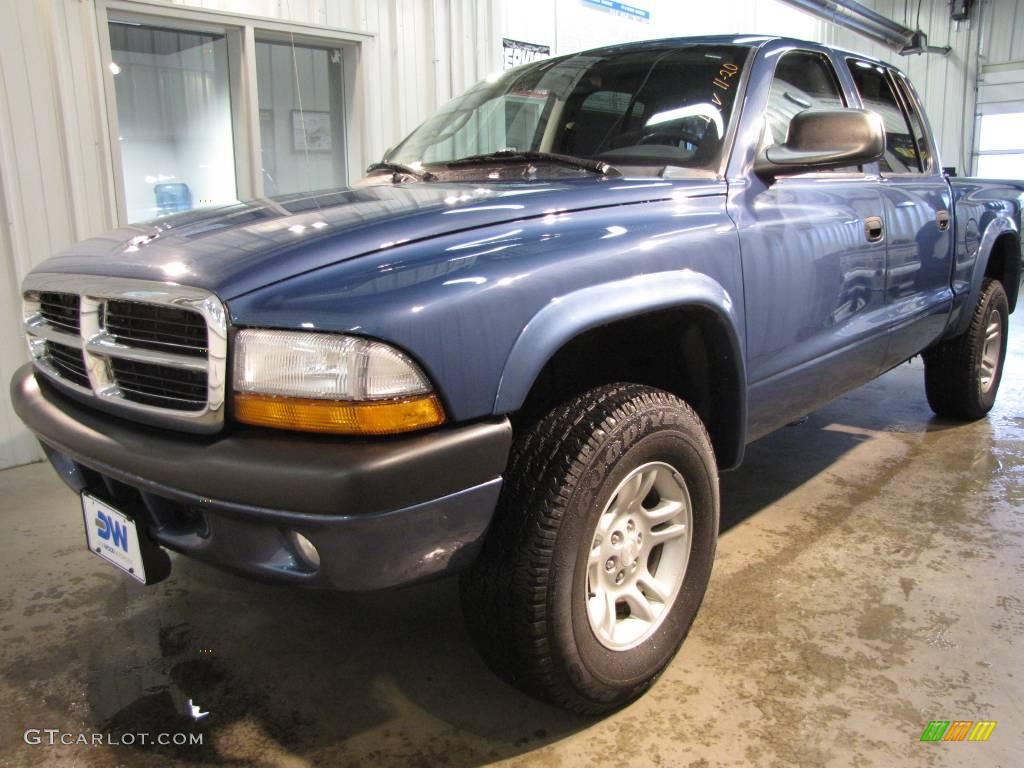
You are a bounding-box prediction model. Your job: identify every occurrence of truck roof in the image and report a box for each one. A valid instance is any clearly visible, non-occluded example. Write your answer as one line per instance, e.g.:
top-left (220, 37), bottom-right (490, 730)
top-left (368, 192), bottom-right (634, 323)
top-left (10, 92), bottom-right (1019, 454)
top-left (574, 34), bottom-right (892, 68)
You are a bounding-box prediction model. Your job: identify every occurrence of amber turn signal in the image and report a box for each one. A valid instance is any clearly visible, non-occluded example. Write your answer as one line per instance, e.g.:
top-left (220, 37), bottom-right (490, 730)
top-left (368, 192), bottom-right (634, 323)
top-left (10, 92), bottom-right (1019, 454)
top-left (233, 393), bottom-right (446, 435)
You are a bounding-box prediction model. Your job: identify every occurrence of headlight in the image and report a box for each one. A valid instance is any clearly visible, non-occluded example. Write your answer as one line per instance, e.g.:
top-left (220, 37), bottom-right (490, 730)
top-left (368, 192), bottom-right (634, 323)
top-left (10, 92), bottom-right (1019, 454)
top-left (232, 329), bottom-right (445, 435)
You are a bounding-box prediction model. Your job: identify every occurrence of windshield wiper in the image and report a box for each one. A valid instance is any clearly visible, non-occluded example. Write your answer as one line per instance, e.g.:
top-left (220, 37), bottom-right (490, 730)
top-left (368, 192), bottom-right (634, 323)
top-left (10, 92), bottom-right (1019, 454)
top-left (444, 150), bottom-right (621, 177)
top-left (365, 161), bottom-right (437, 182)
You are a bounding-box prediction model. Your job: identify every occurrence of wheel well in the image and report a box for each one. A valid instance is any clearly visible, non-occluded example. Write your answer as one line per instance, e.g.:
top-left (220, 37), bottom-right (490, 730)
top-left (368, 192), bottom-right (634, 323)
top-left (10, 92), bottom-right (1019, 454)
top-left (514, 308), bottom-right (744, 468)
top-left (986, 233), bottom-right (1021, 312)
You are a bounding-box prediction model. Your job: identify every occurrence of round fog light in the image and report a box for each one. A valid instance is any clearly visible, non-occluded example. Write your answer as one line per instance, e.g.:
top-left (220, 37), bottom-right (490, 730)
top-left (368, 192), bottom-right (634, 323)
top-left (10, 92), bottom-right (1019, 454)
top-left (290, 531), bottom-right (320, 571)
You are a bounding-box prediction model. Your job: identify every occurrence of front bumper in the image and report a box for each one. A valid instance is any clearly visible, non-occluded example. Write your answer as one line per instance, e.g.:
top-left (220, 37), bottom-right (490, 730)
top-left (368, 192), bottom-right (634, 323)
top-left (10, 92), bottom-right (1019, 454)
top-left (11, 364), bottom-right (512, 590)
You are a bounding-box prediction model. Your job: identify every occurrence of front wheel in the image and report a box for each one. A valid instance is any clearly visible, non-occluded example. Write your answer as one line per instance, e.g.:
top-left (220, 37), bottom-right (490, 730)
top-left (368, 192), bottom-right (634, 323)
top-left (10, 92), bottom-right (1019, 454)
top-left (460, 384), bottom-right (719, 714)
top-left (924, 278), bottom-right (1009, 420)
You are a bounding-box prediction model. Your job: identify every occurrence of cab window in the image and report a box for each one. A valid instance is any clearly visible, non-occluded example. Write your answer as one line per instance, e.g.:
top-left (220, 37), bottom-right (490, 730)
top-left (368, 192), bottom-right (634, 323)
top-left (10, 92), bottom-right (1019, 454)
top-left (766, 51), bottom-right (846, 147)
top-left (891, 72), bottom-right (933, 172)
top-left (848, 59), bottom-right (923, 173)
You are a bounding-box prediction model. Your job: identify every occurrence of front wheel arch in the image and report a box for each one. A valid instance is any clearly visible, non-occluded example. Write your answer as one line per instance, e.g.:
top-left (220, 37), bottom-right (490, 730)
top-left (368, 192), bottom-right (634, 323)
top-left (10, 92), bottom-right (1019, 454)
top-left (492, 272), bottom-right (747, 469)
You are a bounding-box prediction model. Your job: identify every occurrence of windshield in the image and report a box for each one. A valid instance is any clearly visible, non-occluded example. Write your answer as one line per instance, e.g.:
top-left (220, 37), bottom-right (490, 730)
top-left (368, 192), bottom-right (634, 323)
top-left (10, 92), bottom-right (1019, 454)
top-left (385, 44), bottom-right (750, 176)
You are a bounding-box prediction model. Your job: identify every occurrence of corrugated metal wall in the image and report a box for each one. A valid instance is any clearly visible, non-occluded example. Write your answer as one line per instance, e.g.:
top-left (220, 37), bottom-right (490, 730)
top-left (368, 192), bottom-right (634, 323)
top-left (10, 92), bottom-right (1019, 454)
top-left (977, 0), bottom-right (1024, 118)
top-left (981, 0), bottom-right (1024, 62)
top-left (0, 1), bottom-right (102, 467)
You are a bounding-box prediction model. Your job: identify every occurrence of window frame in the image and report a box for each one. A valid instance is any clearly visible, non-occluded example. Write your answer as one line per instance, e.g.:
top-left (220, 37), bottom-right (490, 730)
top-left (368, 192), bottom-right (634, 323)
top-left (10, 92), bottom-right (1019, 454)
top-left (95, 0), bottom-right (372, 225)
top-left (760, 48), bottom-right (872, 179)
top-left (845, 57), bottom-right (935, 178)
top-left (887, 69), bottom-right (939, 176)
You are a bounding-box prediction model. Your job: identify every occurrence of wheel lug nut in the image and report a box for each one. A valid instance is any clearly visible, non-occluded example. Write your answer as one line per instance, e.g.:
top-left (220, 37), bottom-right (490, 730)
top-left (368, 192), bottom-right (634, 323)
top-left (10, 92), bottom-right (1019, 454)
top-left (605, 558), bottom-right (616, 571)
top-left (615, 571), bottom-right (625, 584)
top-left (637, 532), bottom-right (643, 542)
top-left (611, 531), bottom-right (623, 545)
top-left (626, 520), bottom-right (635, 532)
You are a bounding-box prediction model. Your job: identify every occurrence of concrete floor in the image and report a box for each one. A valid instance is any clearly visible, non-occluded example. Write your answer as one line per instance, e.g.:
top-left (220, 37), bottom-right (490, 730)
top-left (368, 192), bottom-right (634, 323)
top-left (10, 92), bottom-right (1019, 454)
top-left (1, 317), bottom-right (1021, 768)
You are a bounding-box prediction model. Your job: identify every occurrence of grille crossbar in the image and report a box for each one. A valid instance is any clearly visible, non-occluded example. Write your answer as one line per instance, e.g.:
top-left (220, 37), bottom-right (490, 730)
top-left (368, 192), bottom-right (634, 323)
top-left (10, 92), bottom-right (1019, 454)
top-left (39, 292), bottom-right (81, 334)
top-left (45, 340), bottom-right (90, 388)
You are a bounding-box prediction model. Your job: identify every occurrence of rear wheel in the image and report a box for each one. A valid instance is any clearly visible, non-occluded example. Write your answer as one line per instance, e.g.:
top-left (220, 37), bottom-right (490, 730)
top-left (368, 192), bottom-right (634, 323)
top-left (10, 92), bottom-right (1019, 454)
top-left (460, 383), bottom-right (719, 714)
top-left (924, 278), bottom-right (1009, 420)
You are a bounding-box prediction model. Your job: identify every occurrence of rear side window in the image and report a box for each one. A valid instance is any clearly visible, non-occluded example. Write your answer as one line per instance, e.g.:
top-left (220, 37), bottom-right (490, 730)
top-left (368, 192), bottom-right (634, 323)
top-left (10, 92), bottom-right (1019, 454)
top-left (848, 60), bottom-right (923, 173)
top-left (765, 51), bottom-right (846, 147)
top-left (581, 91), bottom-right (642, 115)
top-left (891, 73), bottom-right (933, 172)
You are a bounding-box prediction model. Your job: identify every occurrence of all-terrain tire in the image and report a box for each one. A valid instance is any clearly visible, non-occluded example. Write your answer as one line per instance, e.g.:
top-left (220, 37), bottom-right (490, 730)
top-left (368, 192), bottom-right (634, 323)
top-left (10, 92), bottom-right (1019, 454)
top-left (924, 278), bottom-right (1009, 420)
top-left (460, 383), bottom-right (719, 715)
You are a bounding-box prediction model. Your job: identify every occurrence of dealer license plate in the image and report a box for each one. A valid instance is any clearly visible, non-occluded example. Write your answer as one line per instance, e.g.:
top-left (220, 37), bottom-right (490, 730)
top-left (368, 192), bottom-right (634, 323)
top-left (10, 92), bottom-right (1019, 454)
top-left (82, 493), bottom-right (147, 584)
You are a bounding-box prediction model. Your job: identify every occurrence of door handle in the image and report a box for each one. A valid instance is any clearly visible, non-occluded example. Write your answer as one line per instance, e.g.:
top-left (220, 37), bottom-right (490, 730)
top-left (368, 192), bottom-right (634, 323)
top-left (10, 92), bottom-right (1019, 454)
top-left (864, 216), bottom-right (884, 242)
top-left (936, 210), bottom-right (951, 231)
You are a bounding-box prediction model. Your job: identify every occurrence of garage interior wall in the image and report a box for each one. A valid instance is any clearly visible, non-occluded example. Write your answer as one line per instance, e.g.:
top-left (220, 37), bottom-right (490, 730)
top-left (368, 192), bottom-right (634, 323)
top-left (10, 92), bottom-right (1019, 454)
top-left (0, 0), bottom-right (1017, 469)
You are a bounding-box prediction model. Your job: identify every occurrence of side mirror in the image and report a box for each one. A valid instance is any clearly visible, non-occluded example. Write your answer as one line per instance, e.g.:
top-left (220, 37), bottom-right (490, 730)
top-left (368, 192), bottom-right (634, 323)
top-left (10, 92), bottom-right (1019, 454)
top-left (755, 108), bottom-right (884, 180)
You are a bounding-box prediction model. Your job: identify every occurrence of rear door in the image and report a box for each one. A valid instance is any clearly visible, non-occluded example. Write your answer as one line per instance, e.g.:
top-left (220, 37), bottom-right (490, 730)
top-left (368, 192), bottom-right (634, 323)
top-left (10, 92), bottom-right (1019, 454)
top-left (847, 60), bottom-right (955, 368)
top-left (736, 48), bottom-right (889, 440)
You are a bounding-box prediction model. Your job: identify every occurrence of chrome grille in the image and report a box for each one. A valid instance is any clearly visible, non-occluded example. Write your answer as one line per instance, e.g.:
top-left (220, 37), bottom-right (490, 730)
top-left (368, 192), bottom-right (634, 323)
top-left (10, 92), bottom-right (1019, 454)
top-left (23, 274), bottom-right (227, 433)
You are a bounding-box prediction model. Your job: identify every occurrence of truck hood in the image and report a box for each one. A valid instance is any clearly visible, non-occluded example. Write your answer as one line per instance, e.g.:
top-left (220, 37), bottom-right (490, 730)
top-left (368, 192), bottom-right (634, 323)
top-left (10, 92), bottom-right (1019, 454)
top-left (36, 178), bottom-right (723, 299)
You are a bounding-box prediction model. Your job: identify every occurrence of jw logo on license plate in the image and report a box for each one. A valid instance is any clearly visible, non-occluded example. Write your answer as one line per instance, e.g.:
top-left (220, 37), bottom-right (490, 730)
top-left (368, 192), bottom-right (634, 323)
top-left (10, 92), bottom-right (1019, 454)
top-left (81, 493), bottom-right (147, 583)
top-left (95, 509), bottom-right (130, 552)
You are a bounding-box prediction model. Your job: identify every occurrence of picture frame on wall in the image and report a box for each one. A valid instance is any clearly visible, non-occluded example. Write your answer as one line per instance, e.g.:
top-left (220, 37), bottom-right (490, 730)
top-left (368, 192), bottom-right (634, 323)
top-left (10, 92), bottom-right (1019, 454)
top-left (291, 110), bottom-right (332, 152)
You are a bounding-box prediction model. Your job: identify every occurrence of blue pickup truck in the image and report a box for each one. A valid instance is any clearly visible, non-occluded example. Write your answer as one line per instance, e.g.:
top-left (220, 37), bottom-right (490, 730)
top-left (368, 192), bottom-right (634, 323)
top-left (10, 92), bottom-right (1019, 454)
top-left (11, 35), bottom-right (1023, 714)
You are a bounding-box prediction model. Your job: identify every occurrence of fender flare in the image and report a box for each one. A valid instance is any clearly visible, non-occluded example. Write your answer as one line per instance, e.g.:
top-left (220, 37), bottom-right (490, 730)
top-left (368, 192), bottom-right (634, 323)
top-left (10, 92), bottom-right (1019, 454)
top-left (492, 270), bottom-right (748, 464)
top-left (953, 215), bottom-right (1021, 337)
